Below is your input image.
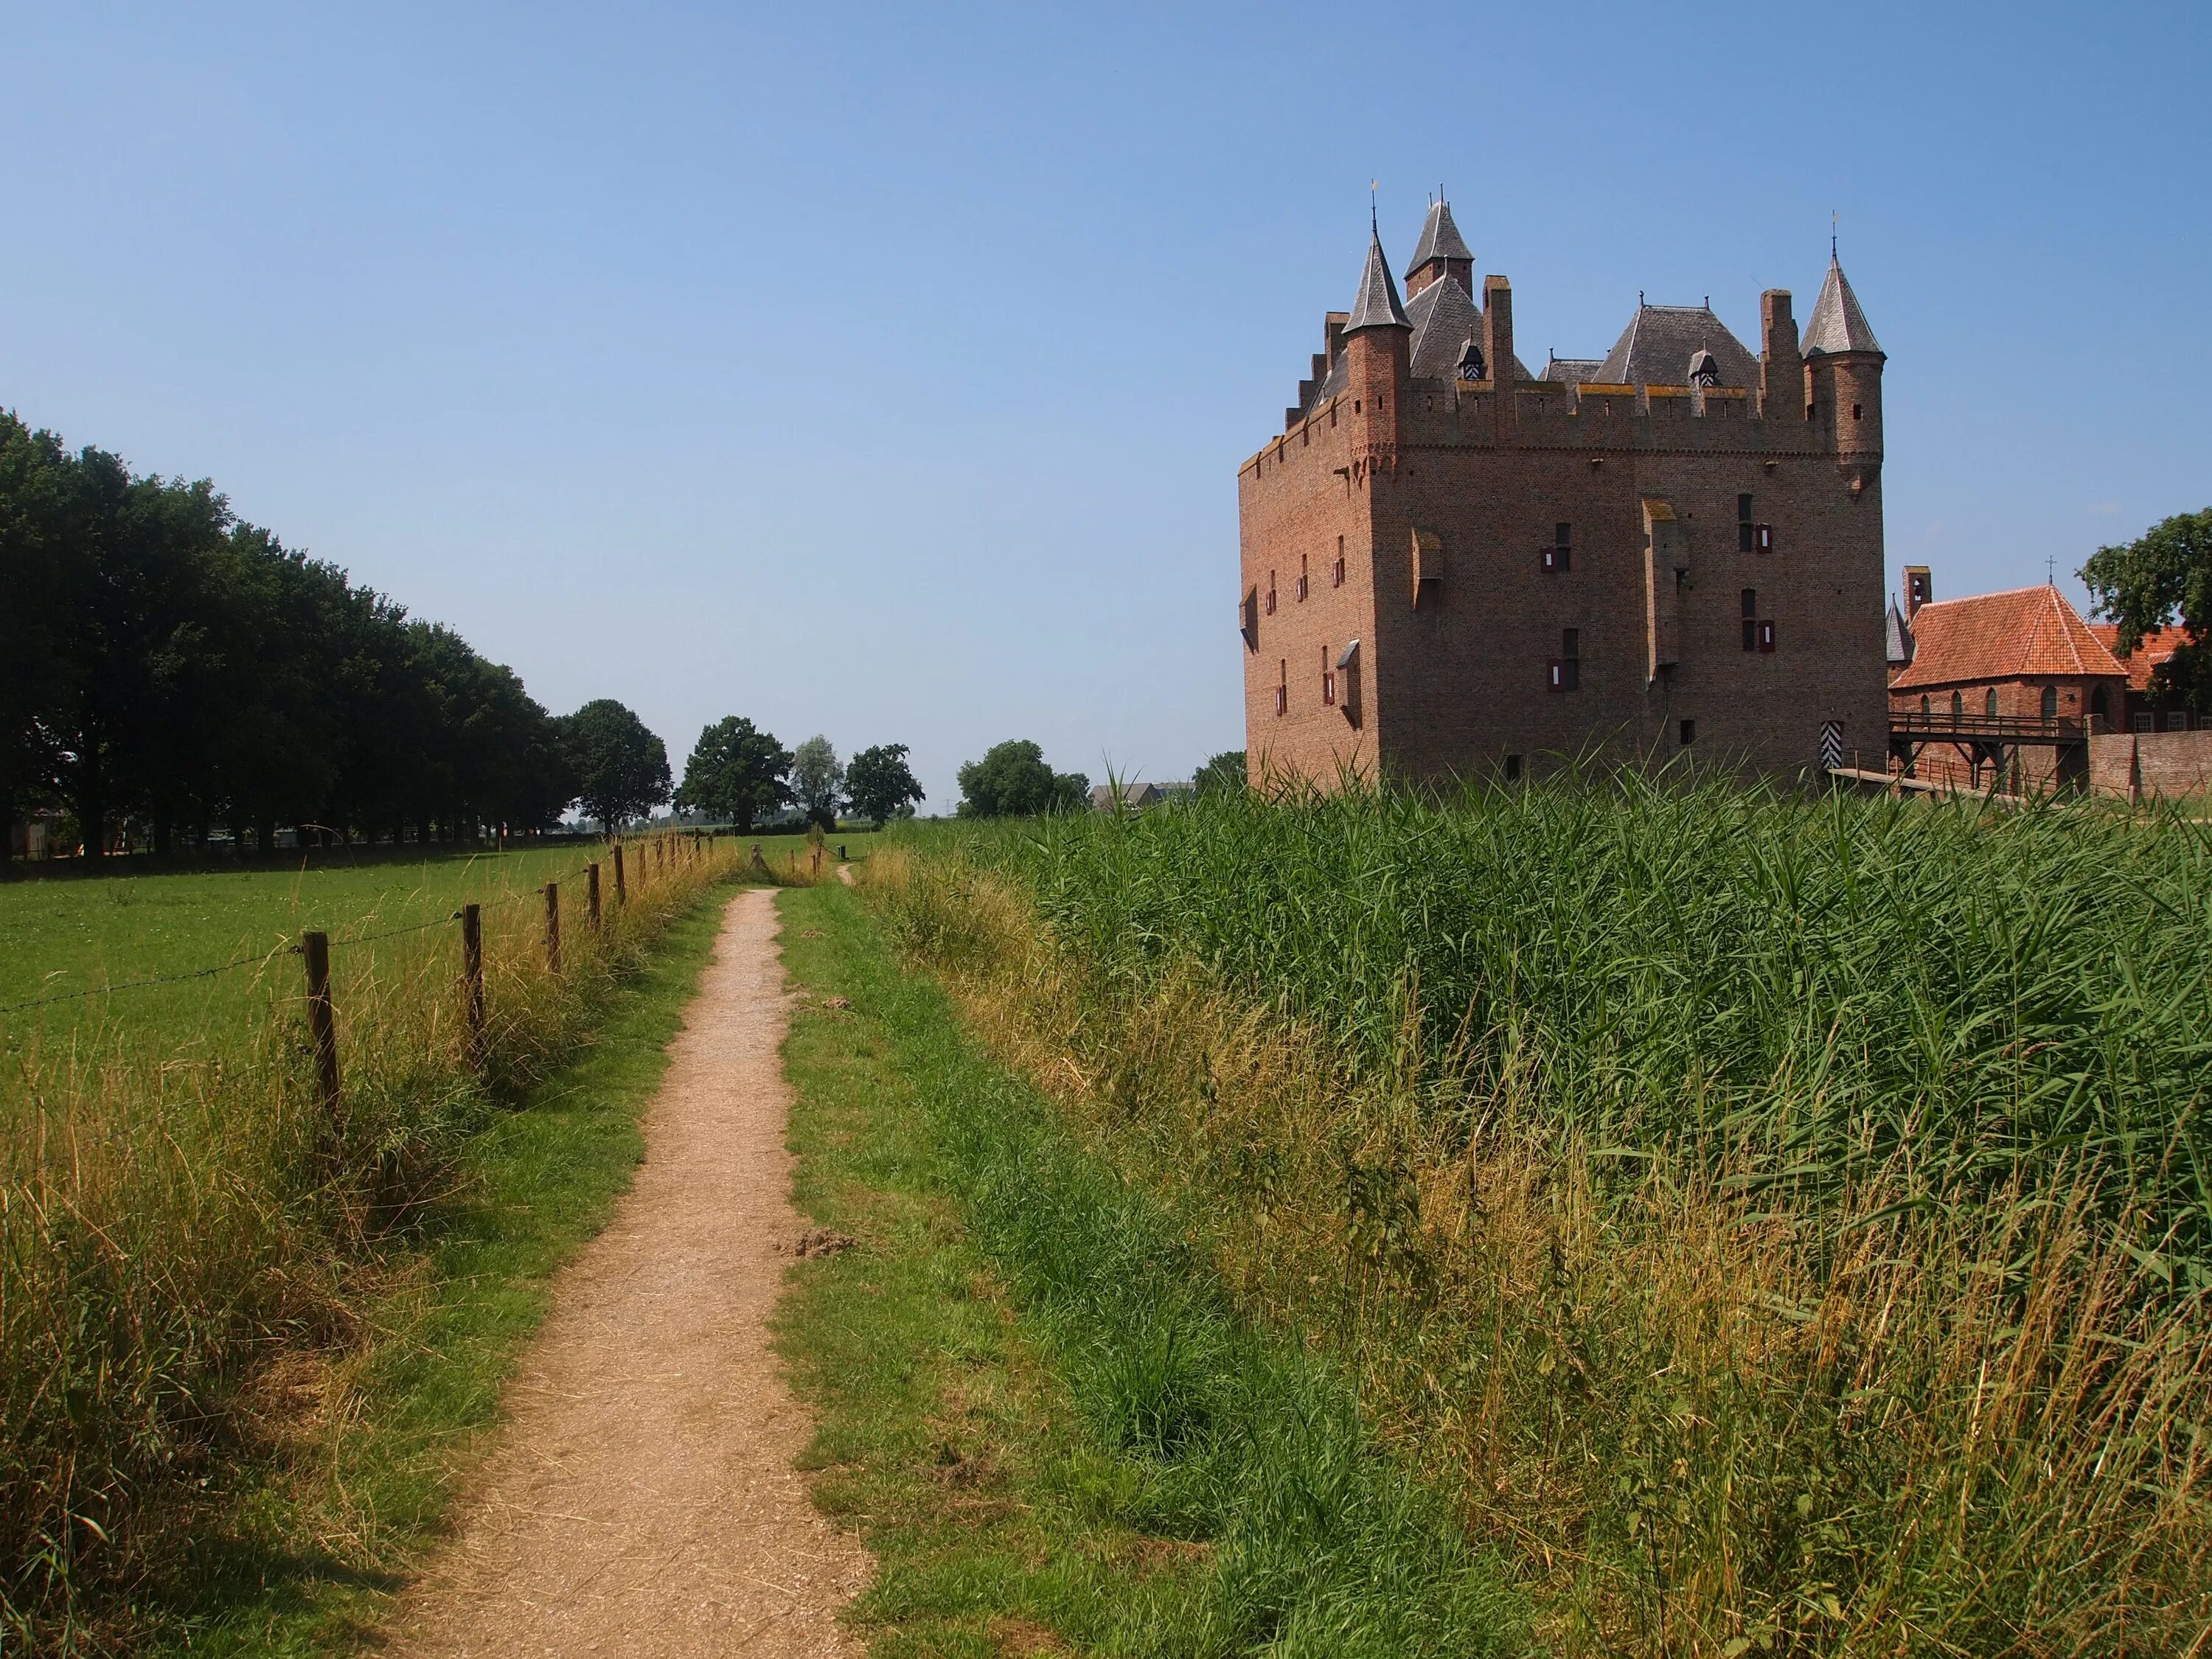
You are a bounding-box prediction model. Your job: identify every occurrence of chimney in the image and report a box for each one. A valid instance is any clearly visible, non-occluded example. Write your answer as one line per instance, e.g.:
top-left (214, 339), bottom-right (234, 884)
top-left (1905, 566), bottom-right (1932, 619)
top-left (1483, 276), bottom-right (1516, 439)
top-left (1760, 290), bottom-right (1802, 422)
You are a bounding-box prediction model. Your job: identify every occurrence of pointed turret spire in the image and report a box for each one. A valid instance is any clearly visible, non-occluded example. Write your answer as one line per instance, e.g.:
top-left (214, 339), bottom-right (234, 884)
top-left (1343, 228), bottom-right (1411, 334)
top-left (1409, 198), bottom-right (1472, 271)
top-left (1803, 254), bottom-right (1882, 355)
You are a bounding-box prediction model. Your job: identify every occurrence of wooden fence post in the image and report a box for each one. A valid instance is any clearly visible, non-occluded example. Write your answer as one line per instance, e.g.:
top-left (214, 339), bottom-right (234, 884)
top-left (301, 930), bottom-right (341, 1121)
top-left (613, 842), bottom-right (627, 904)
top-left (544, 881), bottom-right (562, 973)
top-left (587, 861), bottom-right (602, 930)
top-left (461, 902), bottom-right (485, 1068)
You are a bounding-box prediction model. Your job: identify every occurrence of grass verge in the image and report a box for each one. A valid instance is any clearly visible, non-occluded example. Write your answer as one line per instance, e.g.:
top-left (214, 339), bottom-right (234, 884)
top-left (145, 885), bottom-right (739, 1655)
top-left (773, 880), bottom-right (1526, 1657)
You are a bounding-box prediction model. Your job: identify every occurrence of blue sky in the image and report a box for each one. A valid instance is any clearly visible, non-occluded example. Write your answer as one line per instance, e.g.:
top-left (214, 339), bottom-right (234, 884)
top-left (2, 2), bottom-right (2205, 810)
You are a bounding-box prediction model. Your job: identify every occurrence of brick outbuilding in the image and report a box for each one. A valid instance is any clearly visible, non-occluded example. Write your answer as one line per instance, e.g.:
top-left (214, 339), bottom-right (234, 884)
top-left (1886, 582), bottom-right (2126, 791)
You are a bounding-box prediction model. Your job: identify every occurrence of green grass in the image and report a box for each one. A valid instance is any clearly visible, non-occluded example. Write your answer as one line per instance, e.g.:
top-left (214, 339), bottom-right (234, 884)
top-left (871, 779), bottom-right (2212, 1652)
top-left (0, 830), bottom-right (877, 1056)
top-left (774, 881), bottom-right (1526, 1657)
top-left (139, 885), bottom-right (737, 1655)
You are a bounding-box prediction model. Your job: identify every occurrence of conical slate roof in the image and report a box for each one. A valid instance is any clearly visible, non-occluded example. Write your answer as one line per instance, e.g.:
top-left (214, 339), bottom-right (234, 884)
top-left (1343, 230), bottom-right (1411, 333)
top-left (1804, 256), bottom-right (1882, 355)
top-left (1885, 599), bottom-right (1914, 668)
top-left (1408, 198), bottom-right (1472, 270)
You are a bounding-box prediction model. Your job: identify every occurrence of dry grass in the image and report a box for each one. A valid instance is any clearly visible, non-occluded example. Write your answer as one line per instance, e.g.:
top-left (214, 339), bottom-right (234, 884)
top-left (0, 832), bottom-right (796, 1648)
top-left (866, 831), bottom-right (2212, 1655)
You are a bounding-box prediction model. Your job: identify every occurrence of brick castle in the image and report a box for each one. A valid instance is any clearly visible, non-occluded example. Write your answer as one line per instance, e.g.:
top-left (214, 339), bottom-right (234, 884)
top-left (1238, 198), bottom-right (1889, 787)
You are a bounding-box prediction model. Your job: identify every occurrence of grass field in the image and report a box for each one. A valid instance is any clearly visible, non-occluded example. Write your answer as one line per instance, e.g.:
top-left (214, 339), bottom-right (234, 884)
top-left (872, 779), bottom-right (2212, 1652)
top-left (0, 830), bottom-right (880, 1057)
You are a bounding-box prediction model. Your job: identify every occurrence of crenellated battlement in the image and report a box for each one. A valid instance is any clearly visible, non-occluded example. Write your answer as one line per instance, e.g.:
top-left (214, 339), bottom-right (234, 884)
top-left (1239, 195), bottom-right (1889, 792)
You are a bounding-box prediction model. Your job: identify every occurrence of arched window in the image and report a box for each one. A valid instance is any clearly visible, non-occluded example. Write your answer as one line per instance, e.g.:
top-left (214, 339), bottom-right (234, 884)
top-left (1986, 688), bottom-right (1999, 717)
top-left (2091, 686), bottom-right (2110, 725)
top-left (2041, 685), bottom-right (2058, 722)
top-left (1951, 691), bottom-right (1964, 720)
top-left (1920, 695), bottom-right (1930, 717)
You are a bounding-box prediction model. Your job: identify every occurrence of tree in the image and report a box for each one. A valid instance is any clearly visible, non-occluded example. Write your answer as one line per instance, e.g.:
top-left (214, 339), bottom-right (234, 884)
top-left (1193, 750), bottom-right (1248, 796)
top-left (2081, 508), bottom-right (2212, 711)
top-left (790, 734), bottom-right (844, 830)
top-left (845, 743), bottom-right (925, 828)
top-left (560, 699), bottom-right (669, 830)
top-left (674, 716), bottom-right (792, 832)
top-left (956, 740), bottom-right (1088, 818)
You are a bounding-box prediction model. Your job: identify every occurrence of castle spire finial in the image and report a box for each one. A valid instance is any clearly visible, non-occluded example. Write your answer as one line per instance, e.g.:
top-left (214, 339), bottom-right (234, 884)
top-left (1370, 178), bottom-right (1378, 237)
top-left (1832, 209), bottom-right (1838, 261)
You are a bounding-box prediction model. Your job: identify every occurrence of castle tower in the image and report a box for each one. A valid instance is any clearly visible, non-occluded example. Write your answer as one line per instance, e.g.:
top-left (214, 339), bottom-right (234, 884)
top-left (1803, 254), bottom-right (1884, 467)
top-left (1340, 226), bottom-right (1411, 455)
top-left (1405, 198), bottom-right (1474, 299)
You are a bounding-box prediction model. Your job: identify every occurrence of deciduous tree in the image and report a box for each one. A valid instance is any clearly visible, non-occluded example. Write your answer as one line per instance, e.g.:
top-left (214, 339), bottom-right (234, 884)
top-left (790, 735), bottom-right (844, 830)
top-left (2081, 507), bottom-right (2212, 711)
top-left (844, 742), bottom-right (925, 828)
top-left (956, 740), bottom-right (1086, 818)
top-left (560, 699), bottom-right (669, 831)
top-left (674, 716), bottom-right (792, 832)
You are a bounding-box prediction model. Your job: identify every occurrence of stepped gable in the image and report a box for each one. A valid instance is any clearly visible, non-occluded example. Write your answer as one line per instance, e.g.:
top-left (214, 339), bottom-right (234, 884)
top-left (2088, 622), bottom-right (2181, 693)
top-left (1596, 302), bottom-right (1761, 388)
top-left (1405, 276), bottom-right (1534, 381)
top-left (1804, 255), bottom-right (1882, 355)
top-left (1891, 585), bottom-right (2126, 691)
top-left (1342, 229), bottom-right (1411, 333)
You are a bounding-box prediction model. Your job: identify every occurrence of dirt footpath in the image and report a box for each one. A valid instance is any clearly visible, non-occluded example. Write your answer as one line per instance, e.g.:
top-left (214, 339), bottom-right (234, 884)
top-left (387, 886), bottom-right (869, 1658)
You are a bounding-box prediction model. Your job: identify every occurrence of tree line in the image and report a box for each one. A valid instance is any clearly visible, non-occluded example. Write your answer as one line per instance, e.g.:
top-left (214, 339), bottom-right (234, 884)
top-left (0, 412), bottom-right (615, 860)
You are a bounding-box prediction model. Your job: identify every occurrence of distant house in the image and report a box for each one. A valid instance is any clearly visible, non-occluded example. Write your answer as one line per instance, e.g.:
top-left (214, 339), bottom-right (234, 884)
top-left (1090, 782), bottom-right (1165, 813)
top-left (2085, 625), bottom-right (2206, 734)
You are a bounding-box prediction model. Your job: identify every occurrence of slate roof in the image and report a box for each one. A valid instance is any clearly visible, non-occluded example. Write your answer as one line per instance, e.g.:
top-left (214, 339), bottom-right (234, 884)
top-left (1596, 304), bottom-right (1761, 388)
top-left (1408, 198), bottom-right (1472, 271)
top-left (1885, 599), bottom-right (1914, 667)
top-left (2088, 623), bottom-right (2181, 693)
top-left (1343, 232), bottom-right (1411, 333)
top-left (1405, 275), bottom-right (1534, 382)
top-left (1542, 357), bottom-right (1606, 385)
top-left (1803, 256), bottom-right (1882, 355)
top-left (1890, 586), bottom-right (2127, 691)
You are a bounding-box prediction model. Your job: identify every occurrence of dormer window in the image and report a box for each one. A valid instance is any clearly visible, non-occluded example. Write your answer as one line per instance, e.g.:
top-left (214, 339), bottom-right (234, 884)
top-left (1688, 349), bottom-right (1719, 389)
top-left (1458, 337), bottom-right (1486, 381)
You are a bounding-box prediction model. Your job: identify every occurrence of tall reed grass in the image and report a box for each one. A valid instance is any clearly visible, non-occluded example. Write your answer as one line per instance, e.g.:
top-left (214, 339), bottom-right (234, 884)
top-left (870, 777), bottom-right (2212, 1652)
top-left (0, 835), bottom-right (757, 1649)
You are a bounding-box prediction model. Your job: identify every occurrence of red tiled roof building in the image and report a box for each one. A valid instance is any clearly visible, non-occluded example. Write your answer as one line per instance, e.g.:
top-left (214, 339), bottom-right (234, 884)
top-left (1886, 582), bottom-right (2126, 791)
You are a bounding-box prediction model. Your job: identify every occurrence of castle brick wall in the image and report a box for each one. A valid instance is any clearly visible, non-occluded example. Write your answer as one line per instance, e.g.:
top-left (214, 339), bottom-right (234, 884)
top-left (2088, 731), bottom-right (2212, 800)
top-left (1237, 396), bottom-right (1380, 786)
top-left (1242, 369), bottom-right (1888, 786)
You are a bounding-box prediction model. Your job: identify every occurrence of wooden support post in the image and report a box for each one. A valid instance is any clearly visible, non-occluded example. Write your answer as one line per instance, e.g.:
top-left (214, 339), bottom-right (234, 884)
top-left (544, 881), bottom-right (562, 974)
top-left (461, 902), bottom-right (485, 1068)
top-left (613, 841), bottom-right (627, 903)
top-left (587, 860), bottom-right (602, 930)
top-left (301, 930), bottom-right (340, 1121)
